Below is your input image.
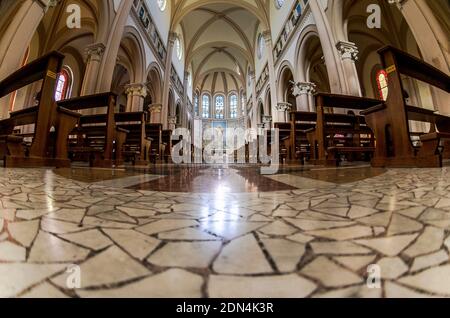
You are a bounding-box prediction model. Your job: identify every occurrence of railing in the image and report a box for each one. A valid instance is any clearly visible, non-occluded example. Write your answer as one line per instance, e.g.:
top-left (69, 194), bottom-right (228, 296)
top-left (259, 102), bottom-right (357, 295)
top-left (256, 64), bottom-right (269, 96)
top-left (132, 0), bottom-right (185, 97)
top-left (133, 0), bottom-right (167, 63)
top-left (273, 0), bottom-right (309, 62)
top-left (171, 65), bottom-right (184, 97)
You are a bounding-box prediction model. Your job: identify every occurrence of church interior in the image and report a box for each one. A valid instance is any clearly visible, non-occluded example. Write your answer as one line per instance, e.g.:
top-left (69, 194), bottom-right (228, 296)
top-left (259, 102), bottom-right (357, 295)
top-left (0, 0), bottom-right (450, 298)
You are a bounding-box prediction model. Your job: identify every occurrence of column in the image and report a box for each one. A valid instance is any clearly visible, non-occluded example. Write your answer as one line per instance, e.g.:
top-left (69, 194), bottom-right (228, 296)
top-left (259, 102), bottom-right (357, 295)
top-left (149, 104), bottom-right (162, 124)
top-left (0, 0), bottom-right (60, 119)
top-left (336, 41), bottom-right (362, 97)
top-left (250, 71), bottom-right (258, 132)
top-left (309, 0), bottom-right (346, 94)
top-left (168, 116), bottom-right (177, 131)
top-left (0, 0), bottom-right (60, 79)
top-left (182, 71), bottom-right (189, 128)
top-left (161, 32), bottom-right (178, 130)
top-left (95, 0), bottom-right (134, 92)
top-left (275, 102), bottom-right (292, 123)
top-left (81, 43), bottom-right (106, 96)
top-left (292, 82), bottom-right (317, 112)
top-left (262, 31), bottom-right (280, 125)
top-left (125, 83), bottom-right (147, 112)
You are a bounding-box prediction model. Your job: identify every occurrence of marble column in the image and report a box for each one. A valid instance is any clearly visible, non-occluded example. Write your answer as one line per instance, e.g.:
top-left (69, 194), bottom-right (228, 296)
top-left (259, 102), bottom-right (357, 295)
top-left (336, 41), bottom-right (362, 97)
top-left (292, 82), bottom-right (317, 112)
top-left (149, 103), bottom-right (162, 124)
top-left (397, 0), bottom-right (449, 114)
top-left (262, 115), bottom-right (273, 129)
top-left (262, 31), bottom-right (280, 125)
top-left (168, 115), bottom-right (177, 131)
top-left (81, 43), bottom-right (106, 96)
top-left (182, 71), bottom-right (189, 128)
top-left (308, 0), bottom-right (346, 94)
top-left (95, 0), bottom-right (134, 93)
top-left (161, 32), bottom-right (178, 130)
top-left (0, 0), bottom-right (60, 119)
top-left (276, 102), bottom-right (293, 123)
top-left (250, 71), bottom-right (258, 132)
top-left (125, 83), bottom-right (147, 112)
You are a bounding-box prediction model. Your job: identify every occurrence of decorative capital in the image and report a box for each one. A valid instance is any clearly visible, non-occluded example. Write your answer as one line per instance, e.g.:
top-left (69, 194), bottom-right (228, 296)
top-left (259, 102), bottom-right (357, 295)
top-left (149, 103), bottom-right (162, 113)
top-left (168, 32), bottom-right (179, 45)
top-left (249, 71), bottom-right (256, 81)
top-left (291, 81), bottom-right (317, 97)
top-left (276, 102), bottom-right (292, 112)
top-left (262, 30), bottom-right (272, 43)
top-left (85, 43), bottom-right (106, 62)
top-left (262, 115), bottom-right (272, 124)
top-left (37, 0), bottom-right (60, 12)
top-left (125, 83), bottom-right (147, 98)
top-left (336, 41), bottom-right (359, 61)
top-left (168, 116), bottom-right (177, 125)
top-left (388, 0), bottom-right (406, 10)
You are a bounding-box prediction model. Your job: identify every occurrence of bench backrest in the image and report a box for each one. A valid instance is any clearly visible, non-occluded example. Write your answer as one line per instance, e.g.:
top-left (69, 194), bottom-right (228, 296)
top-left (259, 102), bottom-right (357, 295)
top-left (57, 93), bottom-right (117, 156)
top-left (0, 51), bottom-right (64, 158)
top-left (364, 46), bottom-right (450, 159)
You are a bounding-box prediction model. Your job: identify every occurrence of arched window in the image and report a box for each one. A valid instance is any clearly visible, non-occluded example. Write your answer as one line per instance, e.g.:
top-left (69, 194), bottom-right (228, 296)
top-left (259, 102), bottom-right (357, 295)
top-left (229, 94), bottom-right (238, 119)
top-left (54, 69), bottom-right (70, 102)
top-left (215, 95), bottom-right (225, 119)
top-left (257, 33), bottom-right (265, 60)
top-left (376, 70), bottom-right (389, 101)
top-left (275, 0), bottom-right (285, 9)
top-left (157, 0), bottom-right (167, 11)
top-left (202, 94), bottom-right (210, 119)
top-left (194, 93), bottom-right (199, 117)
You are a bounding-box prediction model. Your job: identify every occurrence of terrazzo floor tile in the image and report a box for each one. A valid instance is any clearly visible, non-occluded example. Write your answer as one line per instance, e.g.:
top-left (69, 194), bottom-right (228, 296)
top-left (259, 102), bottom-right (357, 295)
top-left (1, 166), bottom-right (450, 298)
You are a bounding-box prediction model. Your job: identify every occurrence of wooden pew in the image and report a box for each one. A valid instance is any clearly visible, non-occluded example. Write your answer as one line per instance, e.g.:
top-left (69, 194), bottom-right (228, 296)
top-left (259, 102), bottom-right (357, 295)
top-left (274, 122), bottom-right (291, 163)
top-left (0, 51), bottom-right (80, 167)
top-left (162, 129), bottom-right (174, 163)
top-left (289, 111), bottom-right (318, 164)
top-left (115, 111), bottom-right (152, 166)
top-left (307, 93), bottom-right (381, 166)
top-left (145, 123), bottom-right (163, 163)
top-left (361, 46), bottom-right (450, 168)
top-left (57, 93), bottom-right (128, 168)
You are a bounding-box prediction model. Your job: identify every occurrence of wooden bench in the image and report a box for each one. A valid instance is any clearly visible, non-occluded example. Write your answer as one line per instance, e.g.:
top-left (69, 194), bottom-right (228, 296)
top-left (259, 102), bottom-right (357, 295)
top-left (361, 46), bottom-right (450, 168)
top-left (307, 93), bottom-right (381, 166)
top-left (0, 51), bottom-right (80, 167)
top-left (274, 122), bottom-right (292, 163)
top-left (57, 93), bottom-right (128, 168)
top-left (146, 123), bottom-right (163, 163)
top-left (115, 111), bottom-right (152, 166)
top-left (289, 111), bottom-right (318, 164)
top-left (162, 129), bottom-right (174, 163)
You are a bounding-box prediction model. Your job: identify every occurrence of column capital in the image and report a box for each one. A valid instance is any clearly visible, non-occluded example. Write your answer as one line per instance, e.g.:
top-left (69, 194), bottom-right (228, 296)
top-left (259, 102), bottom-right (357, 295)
top-left (168, 116), bottom-right (177, 125)
top-left (261, 30), bottom-right (272, 43)
top-left (388, 0), bottom-right (407, 10)
top-left (291, 82), bottom-right (317, 97)
top-left (276, 102), bottom-right (293, 112)
top-left (249, 70), bottom-right (256, 80)
top-left (125, 83), bottom-right (147, 98)
top-left (149, 103), bottom-right (162, 113)
top-left (336, 41), bottom-right (359, 61)
top-left (85, 43), bottom-right (106, 62)
top-left (37, 0), bottom-right (60, 12)
top-left (168, 32), bottom-right (178, 45)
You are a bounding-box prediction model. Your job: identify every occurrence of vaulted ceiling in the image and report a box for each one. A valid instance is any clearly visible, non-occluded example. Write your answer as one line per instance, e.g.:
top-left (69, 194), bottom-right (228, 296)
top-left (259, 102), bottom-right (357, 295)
top-left (173, 0), bottom-right (270, 92)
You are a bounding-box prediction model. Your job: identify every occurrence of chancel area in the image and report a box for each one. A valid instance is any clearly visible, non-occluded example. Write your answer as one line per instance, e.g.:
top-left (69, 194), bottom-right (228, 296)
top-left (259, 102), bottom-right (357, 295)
top-left (0, 0), bottom-right (450, 298)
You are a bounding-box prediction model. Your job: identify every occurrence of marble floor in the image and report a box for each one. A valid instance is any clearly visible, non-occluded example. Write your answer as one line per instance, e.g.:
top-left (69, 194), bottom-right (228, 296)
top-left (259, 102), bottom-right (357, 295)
top-left (1, 165), bottom-right (450, 298)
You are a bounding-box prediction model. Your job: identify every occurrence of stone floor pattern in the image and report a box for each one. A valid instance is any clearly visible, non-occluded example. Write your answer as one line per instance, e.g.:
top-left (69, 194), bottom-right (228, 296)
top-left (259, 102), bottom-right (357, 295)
top-left (1, 166), bottom-right (450, 298)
